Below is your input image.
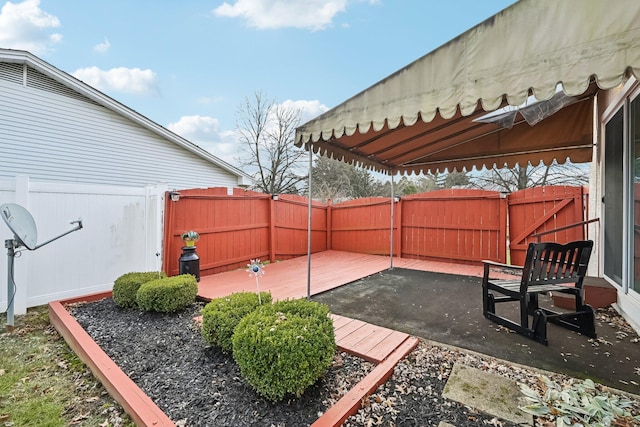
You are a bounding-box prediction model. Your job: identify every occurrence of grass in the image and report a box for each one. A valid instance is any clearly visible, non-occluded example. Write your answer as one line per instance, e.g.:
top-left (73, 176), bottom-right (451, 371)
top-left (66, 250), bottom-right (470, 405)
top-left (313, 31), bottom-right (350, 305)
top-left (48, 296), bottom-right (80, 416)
top-left (0, 306), bottom-right (134, 427)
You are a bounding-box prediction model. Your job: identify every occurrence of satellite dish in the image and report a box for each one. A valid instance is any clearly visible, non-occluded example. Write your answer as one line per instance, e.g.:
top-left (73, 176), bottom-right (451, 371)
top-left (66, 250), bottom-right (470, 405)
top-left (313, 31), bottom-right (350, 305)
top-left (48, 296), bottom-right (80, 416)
top-left (1, 203), bottom-right (83, 331)
top-left (1, 203), bottom-right (37, 250)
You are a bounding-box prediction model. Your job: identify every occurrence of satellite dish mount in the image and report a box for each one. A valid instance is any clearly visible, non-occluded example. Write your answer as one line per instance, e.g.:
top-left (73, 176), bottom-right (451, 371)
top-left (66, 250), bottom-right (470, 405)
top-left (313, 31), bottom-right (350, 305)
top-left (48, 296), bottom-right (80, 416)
top-left (1, 203), bottom-right (83, 331)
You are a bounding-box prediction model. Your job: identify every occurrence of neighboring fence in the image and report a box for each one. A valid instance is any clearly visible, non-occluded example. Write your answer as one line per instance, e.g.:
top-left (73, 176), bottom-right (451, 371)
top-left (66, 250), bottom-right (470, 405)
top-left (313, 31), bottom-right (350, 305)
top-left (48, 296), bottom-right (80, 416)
top-left (163, 185), bottom-right (589, 278)
top-left (0, 176), bottom-right (166, 314)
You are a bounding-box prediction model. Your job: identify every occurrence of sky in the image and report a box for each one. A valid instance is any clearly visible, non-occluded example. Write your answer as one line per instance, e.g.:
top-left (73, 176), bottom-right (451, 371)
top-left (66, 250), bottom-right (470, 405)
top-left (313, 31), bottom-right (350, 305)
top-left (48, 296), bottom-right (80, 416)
top-left (0, 0), bottom-right (517, 166)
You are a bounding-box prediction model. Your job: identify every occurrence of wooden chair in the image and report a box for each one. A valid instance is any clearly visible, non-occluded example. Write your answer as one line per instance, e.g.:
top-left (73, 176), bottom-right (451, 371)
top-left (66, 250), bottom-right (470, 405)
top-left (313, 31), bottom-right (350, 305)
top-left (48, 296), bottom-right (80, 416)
top-left (482, 240), bottom-right (596, 345)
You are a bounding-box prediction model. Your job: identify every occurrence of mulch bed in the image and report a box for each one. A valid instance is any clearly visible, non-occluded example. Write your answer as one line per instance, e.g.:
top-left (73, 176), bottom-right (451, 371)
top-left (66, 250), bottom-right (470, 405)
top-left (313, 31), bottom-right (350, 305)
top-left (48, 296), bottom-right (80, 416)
top-left (69, 298), bottom-right (373, 426)
top-left (68, 298), bottom-right (640, 427)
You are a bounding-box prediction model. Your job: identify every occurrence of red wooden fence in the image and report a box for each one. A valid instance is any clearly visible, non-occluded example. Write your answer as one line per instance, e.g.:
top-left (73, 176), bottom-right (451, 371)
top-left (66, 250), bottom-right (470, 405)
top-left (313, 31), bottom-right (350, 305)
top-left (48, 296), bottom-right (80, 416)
top-left (507, 186), bottom-right (587, 265)
top-left (330, 197), bottom-right (396, 256)
top-left (272, 194), bottom-right (328, 260)
top-left (163, 186), bottom-right (588, 277)
top-left (163, 189), bottom-right (327, 276)
top-left (400, 189), bottom-right (507, 264)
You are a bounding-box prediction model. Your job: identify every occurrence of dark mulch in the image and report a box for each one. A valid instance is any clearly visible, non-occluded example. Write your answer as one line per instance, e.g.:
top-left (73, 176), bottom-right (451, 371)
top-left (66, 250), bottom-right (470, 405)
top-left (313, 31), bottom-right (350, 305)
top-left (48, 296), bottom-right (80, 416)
top-left (67, 293), bottom-right (640, 427)
top-left (69, 298), bottom-right (373, 427)
top-left (68, 298), bottom-right (530, 427)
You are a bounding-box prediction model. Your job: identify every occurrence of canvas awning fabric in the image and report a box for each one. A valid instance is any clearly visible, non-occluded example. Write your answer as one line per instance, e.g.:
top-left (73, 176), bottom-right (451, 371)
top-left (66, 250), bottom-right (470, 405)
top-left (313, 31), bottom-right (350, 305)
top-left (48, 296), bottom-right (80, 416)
top-left (295, 0), bottom-right (640, 174)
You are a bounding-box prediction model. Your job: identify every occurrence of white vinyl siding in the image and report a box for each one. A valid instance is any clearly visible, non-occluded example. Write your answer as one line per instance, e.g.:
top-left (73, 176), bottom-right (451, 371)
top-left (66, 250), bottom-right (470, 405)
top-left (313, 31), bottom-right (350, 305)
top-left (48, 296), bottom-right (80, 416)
top-left (0, 70), bottom-right (240, 189)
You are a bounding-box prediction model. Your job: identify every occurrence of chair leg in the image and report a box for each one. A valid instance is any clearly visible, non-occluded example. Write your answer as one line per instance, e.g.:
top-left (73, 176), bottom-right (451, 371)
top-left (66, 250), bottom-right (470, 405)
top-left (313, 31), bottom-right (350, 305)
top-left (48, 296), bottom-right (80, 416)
top-left (527, 293), bottom-right (539, 315)
top-left (482, 286), bottom-right (495, 317)
top-left (519, 296), bottom-right (529, 330)
top-left (546, 304), bottom-right (597, 339)
top-left (532, 309), bottom-right (549, 345)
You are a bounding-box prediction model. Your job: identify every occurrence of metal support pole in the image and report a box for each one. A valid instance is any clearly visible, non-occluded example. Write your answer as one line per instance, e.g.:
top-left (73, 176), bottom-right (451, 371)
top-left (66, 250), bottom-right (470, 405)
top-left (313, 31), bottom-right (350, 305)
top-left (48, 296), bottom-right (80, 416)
top-left (5, 239), bottom-right (15, 331)
top-left (390, 174), bottom-right (395, 270)
top-left (306, 143), bottom-right (313, 300)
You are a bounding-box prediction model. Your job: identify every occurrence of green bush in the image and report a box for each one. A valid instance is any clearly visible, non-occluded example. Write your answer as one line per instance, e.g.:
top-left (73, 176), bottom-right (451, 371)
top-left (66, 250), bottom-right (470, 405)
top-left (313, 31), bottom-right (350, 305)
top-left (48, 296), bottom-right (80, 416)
top-left (135, 274), bottom-right (198, 313)
top-left (201, 291), bottom-right (272, 352)
top-left (232, 299), bottom-right (336, 402)
top-left (112, 271), bottom-right (165, 308)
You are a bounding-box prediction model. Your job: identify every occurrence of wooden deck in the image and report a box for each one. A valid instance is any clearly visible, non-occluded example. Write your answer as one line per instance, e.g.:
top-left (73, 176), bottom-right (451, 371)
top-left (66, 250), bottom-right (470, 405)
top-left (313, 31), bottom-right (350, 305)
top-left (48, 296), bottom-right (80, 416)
top-left (196, 249), bottom-right (486, 302)
top-left (331, 314), bottom-right (413, 363)
top-left (197, 250), bottom-right (483, 364)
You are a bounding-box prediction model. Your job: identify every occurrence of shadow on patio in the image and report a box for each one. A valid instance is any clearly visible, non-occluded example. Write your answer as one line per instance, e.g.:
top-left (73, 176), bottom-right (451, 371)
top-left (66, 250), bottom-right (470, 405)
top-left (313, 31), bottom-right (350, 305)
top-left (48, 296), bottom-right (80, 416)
top-left (197, 250), bottom-right (640, 396)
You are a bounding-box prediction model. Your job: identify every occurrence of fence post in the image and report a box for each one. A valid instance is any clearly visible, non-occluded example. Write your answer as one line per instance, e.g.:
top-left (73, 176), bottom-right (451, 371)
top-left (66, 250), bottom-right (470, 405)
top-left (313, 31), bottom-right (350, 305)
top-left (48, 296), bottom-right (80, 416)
top-left (11, 175), bottom-right (29, 315)
top-left (394, 198), bottom-right (402, 258)
top-left (326, 199), bottom-right (332, 250)
top-left (499, 193), bottom-right (508, 264)
top-left (269, 196), bottom-right (277, 263)
top-left (161, 189), bottom-right (174, 275)
top-left (146, 183), bottom-right (167, 273)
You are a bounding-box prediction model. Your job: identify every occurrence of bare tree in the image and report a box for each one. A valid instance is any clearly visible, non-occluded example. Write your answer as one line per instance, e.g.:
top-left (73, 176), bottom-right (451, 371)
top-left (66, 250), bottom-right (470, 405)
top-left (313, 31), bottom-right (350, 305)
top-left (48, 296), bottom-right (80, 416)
top-left (311, 155), bottom-right (375, 202)
top-left (372, 170), bottom-right (472, 197)
top-left (472, 161), bottom-right (589, 193)
top-left (236, 91), bottom-right (307, 194)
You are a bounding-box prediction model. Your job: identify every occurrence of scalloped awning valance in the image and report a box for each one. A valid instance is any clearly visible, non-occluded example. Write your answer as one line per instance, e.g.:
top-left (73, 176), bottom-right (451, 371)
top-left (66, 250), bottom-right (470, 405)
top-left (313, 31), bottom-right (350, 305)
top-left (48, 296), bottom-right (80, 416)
top-left (295, 0), bottom-right (640, 174)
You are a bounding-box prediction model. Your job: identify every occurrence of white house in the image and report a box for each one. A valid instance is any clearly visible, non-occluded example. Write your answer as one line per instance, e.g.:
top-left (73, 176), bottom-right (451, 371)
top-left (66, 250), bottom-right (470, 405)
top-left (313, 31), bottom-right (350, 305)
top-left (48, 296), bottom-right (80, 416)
top-left (0, 48), bottom-right (252, 317)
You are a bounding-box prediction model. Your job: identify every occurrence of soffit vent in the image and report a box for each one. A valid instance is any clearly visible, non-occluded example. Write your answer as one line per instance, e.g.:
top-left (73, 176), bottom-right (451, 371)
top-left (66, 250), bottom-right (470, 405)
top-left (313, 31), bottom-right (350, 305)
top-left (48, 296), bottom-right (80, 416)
top-left (26, 67), bottom-right (100, 106)
top-left (0, 63), bottom-right (24, 85)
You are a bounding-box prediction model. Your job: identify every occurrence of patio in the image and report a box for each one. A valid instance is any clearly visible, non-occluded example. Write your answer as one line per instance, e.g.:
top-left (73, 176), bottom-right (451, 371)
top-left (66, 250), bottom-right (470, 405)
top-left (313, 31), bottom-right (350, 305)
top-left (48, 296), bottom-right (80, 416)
top-left (198, 250), bottom-right (640, 396)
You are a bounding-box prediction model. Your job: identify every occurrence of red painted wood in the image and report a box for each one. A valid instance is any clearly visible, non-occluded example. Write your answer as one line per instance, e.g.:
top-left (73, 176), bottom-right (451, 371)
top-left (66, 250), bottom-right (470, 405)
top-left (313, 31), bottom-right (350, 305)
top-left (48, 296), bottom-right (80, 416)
top-left (49, 301), bottom-right (175, 427)
top-left (331, 198), bottom-right (393, 255)
top-left (163, 186), bottom-right (585, 278)
top-left (508, 186), bottom-right (586, 265)
top-left (330, 314), bottom-right (352, 329)
top-left (311, 337), bottom-right (419, 427)
top-left (365, 331), bottom-right (414, 363)
top-left (399, 189), bottom-right (506, 264)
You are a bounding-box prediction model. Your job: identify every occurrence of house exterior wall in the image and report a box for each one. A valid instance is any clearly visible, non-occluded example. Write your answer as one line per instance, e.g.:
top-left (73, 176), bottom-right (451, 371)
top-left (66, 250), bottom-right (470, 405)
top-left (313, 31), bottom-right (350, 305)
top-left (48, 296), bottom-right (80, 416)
top-left (0, 58), bottom-right (251, 316)
top-left (0, 63), bottom-right (241, 190)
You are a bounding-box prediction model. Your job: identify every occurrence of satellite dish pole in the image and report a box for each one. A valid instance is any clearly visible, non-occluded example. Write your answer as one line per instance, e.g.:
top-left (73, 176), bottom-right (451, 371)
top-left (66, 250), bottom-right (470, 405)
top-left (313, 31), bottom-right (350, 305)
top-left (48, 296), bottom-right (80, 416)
top-left (1, 203), bottom-right (83, 331)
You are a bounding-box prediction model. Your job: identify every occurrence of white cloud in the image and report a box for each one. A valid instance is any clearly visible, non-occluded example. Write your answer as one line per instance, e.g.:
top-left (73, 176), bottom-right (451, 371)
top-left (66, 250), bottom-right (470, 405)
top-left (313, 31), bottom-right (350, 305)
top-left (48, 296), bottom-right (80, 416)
top-left (72, 66), bottom-right (159, 95)
top-left (280, 99), bottom-right (329, 123)
top-left (213, 0), bottom-right (348, 31)
top-left (93, 37), bottom-right (110, 53)
top-left (167, 99), bottom-right (329, 165)
top-left (0, 0), bottom-right (62, 54)
top-left (167, 115), bottom-right (239, 164)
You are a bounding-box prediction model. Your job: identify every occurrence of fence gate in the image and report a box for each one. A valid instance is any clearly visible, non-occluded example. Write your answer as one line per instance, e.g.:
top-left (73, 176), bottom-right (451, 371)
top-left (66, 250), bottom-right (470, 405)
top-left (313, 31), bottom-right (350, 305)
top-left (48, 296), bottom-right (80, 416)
top-left (507, 186), bottom-right (587, 265)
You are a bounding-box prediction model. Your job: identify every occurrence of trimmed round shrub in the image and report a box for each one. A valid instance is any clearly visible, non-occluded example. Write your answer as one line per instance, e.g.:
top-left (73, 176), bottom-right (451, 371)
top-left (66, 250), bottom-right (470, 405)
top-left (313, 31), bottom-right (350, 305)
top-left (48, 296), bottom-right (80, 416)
top-left (201, 291), bottom-right (272, 352)
top-left (136, 274), bottom-right (198, 313)
top-left (112, 271), bottom-right (165, 308)
top-left (232, 299), bottom-right (336, 402)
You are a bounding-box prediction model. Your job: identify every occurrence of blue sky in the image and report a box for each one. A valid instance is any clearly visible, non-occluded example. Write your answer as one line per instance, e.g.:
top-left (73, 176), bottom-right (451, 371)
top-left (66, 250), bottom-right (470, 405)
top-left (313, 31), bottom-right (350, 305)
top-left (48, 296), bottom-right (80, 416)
top-left (0, 0), bottom-right (516, 165)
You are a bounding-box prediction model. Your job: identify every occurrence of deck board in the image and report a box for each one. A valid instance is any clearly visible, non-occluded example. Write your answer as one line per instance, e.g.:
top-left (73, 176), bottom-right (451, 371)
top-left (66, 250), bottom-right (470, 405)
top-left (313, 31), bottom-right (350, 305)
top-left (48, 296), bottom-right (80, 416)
top-left (196, 250), bottom-right (486, 365)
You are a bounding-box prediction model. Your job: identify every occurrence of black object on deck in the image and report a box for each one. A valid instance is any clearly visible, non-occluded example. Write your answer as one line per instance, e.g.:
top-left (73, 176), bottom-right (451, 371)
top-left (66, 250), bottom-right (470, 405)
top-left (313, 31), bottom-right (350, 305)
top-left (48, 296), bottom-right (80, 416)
top-left (482, 240), bottom-right (596, 345)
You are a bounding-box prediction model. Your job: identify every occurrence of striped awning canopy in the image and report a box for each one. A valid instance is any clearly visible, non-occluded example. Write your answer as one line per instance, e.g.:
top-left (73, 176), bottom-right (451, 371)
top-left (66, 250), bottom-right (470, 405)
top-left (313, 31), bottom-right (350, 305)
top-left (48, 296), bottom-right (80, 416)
top-left (295, 0), bottom-right (640, 174)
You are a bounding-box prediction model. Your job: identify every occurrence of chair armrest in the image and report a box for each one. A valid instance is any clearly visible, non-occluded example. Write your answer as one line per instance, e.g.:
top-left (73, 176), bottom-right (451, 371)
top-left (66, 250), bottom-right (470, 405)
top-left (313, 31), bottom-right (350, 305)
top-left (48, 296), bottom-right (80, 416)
top-left (482, 260), bottom-right (524, 271)
top-left (482, 260), bottom-right (524, 280)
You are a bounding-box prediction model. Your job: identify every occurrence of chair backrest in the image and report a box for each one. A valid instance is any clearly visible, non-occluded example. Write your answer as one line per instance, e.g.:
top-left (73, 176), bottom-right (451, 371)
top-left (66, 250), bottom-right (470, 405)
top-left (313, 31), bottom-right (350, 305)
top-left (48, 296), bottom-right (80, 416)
top-left (521, 240), bottom-right (593, 287)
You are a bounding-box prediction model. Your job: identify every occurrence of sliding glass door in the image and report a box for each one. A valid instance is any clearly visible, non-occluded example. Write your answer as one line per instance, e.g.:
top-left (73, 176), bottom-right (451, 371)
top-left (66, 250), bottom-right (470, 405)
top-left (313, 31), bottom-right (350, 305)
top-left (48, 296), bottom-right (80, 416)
top-left (604, 108), bottom-right (623, 286)
top-left (604, 91), bottom-right (640, 297)
top-left (632, 96), bottom-right (640, 292)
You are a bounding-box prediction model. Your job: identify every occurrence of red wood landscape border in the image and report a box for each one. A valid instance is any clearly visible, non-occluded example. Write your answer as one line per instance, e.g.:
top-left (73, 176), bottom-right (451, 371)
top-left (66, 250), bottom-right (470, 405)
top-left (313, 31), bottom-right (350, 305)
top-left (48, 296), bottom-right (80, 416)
top-left (49, 292), bottom-right (417, 427)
